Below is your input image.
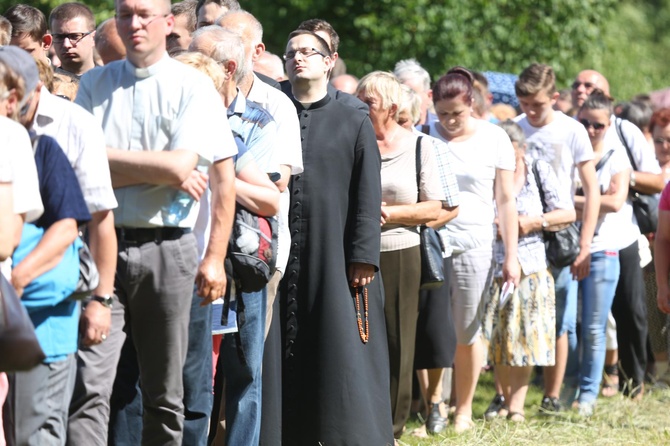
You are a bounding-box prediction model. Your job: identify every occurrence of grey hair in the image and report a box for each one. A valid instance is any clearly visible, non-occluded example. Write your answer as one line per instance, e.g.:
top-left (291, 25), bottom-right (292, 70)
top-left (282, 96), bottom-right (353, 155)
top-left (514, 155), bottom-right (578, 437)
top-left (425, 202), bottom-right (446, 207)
top-left (498, 119), bottom-right (527, 147)
top-left (191, 25), bottom-right (248, 84)
top-left (218, 10), bottom-right (262, 45)
top-left (393, 58), bottom-right (431, 92)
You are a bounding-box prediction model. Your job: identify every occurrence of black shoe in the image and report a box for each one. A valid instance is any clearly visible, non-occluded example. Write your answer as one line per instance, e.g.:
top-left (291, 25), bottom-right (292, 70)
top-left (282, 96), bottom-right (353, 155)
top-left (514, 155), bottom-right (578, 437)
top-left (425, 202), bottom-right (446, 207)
top-left (426, 403), bottom-right (447, 435)
top-left (484, 393), bottom-right (506, 420)
top-left (540, 396), bottom-right (562, 413)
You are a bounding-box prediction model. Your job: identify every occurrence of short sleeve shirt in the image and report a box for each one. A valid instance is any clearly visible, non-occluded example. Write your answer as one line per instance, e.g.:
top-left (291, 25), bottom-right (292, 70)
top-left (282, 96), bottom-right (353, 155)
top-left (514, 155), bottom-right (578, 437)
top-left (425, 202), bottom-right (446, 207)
top-left (76, 55), bottom-right (236, 228)
top-left (429, 118), bottom-right (516, 252)
top-left (33, 88), bottom-right (117, 214)
top-left (660, 182), bottom-right (670, 211)
top-left (0, 117), bottom-right (43, 222)
top-left (515, 111), bottom-right (594, 198)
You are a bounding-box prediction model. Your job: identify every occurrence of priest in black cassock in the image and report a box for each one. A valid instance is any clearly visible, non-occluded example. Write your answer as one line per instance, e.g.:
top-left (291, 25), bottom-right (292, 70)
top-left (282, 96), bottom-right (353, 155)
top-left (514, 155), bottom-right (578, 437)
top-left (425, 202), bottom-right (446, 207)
top-left (279, 30), bottom-right (394, 445)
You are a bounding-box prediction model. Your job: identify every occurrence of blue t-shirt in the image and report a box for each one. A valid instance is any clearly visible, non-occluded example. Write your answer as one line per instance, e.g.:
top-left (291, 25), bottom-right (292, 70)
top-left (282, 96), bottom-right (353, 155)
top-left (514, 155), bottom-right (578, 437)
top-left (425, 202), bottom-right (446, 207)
top-left (12, 134), bottom-right (91, 362)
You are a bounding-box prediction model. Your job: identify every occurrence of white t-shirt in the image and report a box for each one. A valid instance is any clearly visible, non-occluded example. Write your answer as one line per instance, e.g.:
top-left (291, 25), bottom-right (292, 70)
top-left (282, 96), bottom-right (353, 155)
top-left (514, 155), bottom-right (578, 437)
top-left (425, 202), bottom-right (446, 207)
top-left (590, 147), bottom-right (635, 253)
top-left (429, 118), bottom-right (515, 253)
top-left (0, 116), bottom-right (43, 222)
top-left (605, 116), bottom-right (661, 175)
top-left (515, 111), bottom-right (594, 198)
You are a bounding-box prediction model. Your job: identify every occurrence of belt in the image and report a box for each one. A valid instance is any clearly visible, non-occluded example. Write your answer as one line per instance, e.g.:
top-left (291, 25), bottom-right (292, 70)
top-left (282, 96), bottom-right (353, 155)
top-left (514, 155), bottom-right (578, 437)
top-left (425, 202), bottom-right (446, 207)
top-left (115, 227), bottom-right (191, 245)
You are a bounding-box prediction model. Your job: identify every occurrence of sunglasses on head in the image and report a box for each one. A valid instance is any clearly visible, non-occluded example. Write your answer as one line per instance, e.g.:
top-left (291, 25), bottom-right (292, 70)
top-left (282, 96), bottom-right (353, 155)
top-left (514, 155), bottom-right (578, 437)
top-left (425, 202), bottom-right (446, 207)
top-left (579, 119), bottom-right (606, 130)
top-left (572, 81), bottom-right (596, 90)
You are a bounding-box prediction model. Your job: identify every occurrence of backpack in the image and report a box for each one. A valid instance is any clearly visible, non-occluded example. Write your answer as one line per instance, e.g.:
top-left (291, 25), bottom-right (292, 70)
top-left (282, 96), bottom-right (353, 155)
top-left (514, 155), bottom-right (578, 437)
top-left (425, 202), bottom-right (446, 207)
top-left (227, 205), bottom-right (278, 293)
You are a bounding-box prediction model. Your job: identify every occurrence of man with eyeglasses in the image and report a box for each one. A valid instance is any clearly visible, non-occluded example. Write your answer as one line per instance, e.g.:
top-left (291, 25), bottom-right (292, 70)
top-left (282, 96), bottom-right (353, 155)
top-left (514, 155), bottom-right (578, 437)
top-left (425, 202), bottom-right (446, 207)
top-left (49, 3), bottom-right (97, 78)
top-left (75, 0), bottom-right (236, 444)
top-left (279, 28), bottom-right (392, 445)
top-left (572, 68), bottom-right (665, 399)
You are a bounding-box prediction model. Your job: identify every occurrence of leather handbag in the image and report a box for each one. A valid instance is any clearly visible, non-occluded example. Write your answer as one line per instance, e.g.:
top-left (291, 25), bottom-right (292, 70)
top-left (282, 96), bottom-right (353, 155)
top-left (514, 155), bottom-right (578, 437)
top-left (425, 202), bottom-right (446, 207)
top-left (615, 118), bottom-right (659, 234)
top-left (0, 273), bottom-right (45, 371)
top-left (415, 137), bottom-right (445, 290)
top-left (532, 160), bottom-right (581, 268)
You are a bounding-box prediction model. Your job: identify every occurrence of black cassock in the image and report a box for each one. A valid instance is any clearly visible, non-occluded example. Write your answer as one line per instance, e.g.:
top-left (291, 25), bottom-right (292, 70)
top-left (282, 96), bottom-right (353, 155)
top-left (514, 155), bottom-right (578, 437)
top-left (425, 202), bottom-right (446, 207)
top-left (280, 93), bottom-right (394, 445)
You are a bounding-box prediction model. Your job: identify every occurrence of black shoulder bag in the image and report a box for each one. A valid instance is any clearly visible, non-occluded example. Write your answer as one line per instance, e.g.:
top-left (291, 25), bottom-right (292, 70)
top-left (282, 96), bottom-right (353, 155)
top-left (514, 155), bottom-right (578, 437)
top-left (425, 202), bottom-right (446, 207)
top-left (415, 137), bottom-right (445, 289)
top-left (532, 160), bottom-right (581, 268)
top-left (615, 118), bottom-right (659, 234)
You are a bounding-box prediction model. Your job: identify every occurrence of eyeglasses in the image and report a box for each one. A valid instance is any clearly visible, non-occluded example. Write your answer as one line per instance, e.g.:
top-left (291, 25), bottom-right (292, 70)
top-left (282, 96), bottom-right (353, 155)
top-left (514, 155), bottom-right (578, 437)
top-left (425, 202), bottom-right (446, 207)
top-left (283, 47), bottom-right (328, 61)
top-left (52, 31), bottom-right (93, 45)
top-left (654, 137), bottom-right (670, 146)
top-left (579, 118), bottom-right (606, 130)
top-left (115, 12), bottom-right (168, 27)
top-left (572, 81), bottom-right (596, 90)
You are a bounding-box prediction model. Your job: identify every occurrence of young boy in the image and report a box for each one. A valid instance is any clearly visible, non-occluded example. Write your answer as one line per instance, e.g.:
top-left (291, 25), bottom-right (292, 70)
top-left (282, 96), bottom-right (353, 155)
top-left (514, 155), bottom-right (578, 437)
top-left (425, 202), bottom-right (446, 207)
top-left (513, 62), bottom-right (601, 411)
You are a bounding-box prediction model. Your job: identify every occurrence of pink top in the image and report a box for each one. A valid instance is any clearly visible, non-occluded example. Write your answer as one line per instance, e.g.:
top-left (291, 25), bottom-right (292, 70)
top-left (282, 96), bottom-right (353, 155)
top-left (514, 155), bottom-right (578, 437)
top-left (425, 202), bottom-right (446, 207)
top-left (661, 183), bottom-right (670, 211)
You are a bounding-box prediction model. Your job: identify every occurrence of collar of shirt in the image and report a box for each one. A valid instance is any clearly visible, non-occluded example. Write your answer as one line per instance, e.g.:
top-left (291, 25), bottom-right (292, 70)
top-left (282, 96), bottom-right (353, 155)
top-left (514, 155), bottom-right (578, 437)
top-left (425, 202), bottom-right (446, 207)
top-left (227, 87), bottom-right (246, 118)
top-left (123, 52), bottom-right (171, 79)
top-left (33, 86), bottom-right (58, 131)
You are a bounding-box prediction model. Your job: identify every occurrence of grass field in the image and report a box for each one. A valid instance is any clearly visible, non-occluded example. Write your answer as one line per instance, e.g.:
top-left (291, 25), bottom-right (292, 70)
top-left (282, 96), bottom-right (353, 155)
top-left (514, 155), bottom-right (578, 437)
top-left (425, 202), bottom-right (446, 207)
top-left (398, 370), bottom-right (670, 446)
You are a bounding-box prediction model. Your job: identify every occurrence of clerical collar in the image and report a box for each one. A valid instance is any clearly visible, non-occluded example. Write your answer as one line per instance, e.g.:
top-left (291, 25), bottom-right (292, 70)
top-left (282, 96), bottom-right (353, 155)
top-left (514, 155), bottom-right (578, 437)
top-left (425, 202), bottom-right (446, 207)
top-left (124, 52), bottom-right (170, 79)
top-left (296, 93), bottom-right (330, 112)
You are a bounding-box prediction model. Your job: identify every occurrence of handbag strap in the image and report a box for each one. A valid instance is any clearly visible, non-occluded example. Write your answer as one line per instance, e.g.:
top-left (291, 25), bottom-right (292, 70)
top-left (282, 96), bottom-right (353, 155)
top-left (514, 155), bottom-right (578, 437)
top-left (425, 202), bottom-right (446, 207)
top-left (615, 118), bottom-right (638, 171)
top-left (415, 136), bottom-right (423, 203)
top-left (531, 159), bottom-right (548, 213)
top-left (595, 149), bottom-right (615, 172)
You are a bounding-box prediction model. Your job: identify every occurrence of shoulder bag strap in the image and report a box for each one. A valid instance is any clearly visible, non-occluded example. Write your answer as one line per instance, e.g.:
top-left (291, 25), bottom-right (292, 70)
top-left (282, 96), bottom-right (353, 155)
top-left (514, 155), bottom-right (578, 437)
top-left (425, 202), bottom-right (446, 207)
top-left (594, 149), bottom-right (615, 172)
top-left (415, 136), bottom-right (423, 203)
top-left (615, 118), bottom-right (638, 171)
top-left (531, 159), bottom-right (548, 213)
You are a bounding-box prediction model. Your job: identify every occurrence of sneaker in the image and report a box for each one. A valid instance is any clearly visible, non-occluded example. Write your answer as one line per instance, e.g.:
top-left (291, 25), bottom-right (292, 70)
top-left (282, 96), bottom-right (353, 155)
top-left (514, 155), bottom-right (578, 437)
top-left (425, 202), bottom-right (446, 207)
top-left (484, 394), bottom-right (506, 420)
top-left (577, 400), bottom-right (595, 417)
top-left (540, 396), bottom-right (562, 413)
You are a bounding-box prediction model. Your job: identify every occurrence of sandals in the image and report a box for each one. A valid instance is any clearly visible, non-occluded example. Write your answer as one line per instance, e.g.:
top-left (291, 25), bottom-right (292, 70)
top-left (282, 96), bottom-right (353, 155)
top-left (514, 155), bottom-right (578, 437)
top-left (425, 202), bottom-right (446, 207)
top-left (601, 364), bottom-right (619, 397)
top-left (425, 402), bottom-right (448, 434)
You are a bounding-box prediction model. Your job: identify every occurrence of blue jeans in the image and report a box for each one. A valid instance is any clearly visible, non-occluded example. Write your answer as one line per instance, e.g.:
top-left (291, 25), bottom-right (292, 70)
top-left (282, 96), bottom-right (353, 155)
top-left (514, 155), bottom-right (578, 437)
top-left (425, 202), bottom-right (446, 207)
top-left (552, 265), bottom-right (579, 339)
top-left (219, 288), bottom-right (267, 446)
top-left (564, 250), bottom-right (620, 404)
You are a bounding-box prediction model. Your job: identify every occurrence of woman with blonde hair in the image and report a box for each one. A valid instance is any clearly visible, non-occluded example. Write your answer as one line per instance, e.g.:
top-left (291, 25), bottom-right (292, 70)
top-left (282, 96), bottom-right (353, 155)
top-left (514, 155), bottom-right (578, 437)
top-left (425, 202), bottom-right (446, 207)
top-left (357, 71), bottom-right (444, 439)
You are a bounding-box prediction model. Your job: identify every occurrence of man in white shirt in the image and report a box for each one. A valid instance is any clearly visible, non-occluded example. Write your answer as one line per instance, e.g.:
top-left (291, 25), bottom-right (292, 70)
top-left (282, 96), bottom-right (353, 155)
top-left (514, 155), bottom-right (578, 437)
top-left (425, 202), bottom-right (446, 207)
top-left (75, 0), bottom-right (235, 443)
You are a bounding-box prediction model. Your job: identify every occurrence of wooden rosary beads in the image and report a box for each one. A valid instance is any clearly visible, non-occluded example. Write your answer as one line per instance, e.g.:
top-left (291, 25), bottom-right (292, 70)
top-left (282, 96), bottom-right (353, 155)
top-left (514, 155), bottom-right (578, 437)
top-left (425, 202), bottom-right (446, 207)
top-left (354, 286), bottom-right (369, 344)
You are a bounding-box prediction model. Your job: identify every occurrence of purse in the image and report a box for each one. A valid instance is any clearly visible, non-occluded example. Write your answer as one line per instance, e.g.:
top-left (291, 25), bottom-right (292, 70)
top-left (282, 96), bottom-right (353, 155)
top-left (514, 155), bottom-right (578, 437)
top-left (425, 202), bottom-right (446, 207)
top-left (0, 273), bottom-right (46, 371)
top-left (415, 137), bottom-right (445, 290)
top-left (532, 160), bottom-right (581, 269)
top-left (615, 118), bottom-right (659, 234)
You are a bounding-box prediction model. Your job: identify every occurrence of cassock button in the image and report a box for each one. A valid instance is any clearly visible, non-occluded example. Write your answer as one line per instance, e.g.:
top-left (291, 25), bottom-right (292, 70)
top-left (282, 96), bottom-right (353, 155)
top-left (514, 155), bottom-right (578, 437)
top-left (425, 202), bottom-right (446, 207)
top-left (304, 113), bottom-right (309, 117)
top-left (289, 353), bottom-right (294, 358)
top-left (294, 188), bottom-right (300, 194)
top-left (301, 137), bottom-right (304, 141)
top-left (294, 175), bottom-right (300, 181)
top-left (301, 125), bottom-right (306, 129)
top-left (292, 242), bottom-right (298, 248)
top-left (288, 339), bottom-right (294, 345)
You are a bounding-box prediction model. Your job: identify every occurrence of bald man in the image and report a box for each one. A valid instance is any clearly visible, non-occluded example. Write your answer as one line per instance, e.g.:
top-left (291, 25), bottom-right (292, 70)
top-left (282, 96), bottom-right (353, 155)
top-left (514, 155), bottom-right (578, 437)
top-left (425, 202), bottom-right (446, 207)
top-left (571, 69), bottom-right (610, 110)
top-left (572, 68), bottom-right (664, 399)
top-left (254, 50), bottom-right (285, 82)
top-left (330, 73), bottom-right (359, 95)
top-left (94, 18), bottom-right (125, 64)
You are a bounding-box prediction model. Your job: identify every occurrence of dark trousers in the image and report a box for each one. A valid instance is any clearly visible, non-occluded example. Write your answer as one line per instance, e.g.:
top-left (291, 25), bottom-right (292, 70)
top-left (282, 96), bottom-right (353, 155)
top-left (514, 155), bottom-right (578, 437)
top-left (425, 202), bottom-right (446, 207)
top-left (611, 240), bottom-right (648, 394)
top-left (108, 290), bottom-right (213, 446)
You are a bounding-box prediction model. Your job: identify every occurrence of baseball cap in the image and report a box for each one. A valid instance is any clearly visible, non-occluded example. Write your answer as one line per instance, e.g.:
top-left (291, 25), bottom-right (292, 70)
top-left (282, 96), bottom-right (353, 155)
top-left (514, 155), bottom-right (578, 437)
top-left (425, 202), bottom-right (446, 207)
top-left (0, 46), bottom-right (40, 94)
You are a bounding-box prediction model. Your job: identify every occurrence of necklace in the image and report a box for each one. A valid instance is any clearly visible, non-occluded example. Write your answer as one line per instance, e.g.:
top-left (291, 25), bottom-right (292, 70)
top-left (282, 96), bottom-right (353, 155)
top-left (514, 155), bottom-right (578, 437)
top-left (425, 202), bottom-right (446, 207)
top-left (354, 286), bottom-right (369, 343)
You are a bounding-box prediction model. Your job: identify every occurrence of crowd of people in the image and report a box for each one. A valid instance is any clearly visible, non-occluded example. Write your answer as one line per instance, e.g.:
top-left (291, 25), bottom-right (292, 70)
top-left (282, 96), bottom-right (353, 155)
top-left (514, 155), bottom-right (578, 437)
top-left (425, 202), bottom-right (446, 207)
top-left (1, 0), bottom-right (670, 445)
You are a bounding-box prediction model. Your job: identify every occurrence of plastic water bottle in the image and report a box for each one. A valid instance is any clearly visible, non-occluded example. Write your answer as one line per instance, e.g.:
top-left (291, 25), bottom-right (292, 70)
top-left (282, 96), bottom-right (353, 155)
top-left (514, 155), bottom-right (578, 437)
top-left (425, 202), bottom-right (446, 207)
top-left (163, 166), bottom-right (207, 225)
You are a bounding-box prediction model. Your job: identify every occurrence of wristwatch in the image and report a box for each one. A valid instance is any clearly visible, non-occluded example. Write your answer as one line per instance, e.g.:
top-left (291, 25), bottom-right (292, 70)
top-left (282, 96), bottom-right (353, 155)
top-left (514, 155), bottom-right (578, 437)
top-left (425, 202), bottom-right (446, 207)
top-left (541, 215), bottom-right (549, 229)
top-left (630, 171), bottom-right (636, 187)
top-left (91, 294), bottom-right (113, 309)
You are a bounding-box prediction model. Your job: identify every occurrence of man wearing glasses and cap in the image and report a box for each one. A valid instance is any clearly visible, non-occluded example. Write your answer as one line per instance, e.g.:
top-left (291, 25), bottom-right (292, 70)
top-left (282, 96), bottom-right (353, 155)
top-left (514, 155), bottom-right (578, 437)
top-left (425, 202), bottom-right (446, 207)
top-left (49, 2), bottom-right (97, 77)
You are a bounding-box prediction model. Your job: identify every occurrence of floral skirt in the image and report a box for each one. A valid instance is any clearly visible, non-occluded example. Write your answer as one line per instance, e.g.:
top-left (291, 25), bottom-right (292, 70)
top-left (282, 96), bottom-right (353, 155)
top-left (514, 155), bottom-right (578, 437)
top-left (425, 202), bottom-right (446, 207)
top-left (483, 268), bottom-right (556, 367)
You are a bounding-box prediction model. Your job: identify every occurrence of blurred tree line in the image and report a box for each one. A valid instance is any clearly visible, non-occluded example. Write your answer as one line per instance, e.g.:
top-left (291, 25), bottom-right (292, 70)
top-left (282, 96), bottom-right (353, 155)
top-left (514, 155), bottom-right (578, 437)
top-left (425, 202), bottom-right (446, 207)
top-left (2, 0), bottom-right (669, 100)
